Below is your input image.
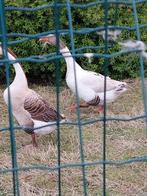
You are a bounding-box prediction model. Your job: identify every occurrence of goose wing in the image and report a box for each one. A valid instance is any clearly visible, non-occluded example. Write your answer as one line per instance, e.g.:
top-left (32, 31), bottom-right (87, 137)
top-left (80, 70), bottom-right (123, 92)
top-left (24, 90), bottom-right (63, 122)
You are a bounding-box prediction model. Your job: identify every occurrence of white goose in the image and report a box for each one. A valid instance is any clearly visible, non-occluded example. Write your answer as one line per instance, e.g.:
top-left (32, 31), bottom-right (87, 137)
top-left (0, 47), bottom-right (65, 146)
top-left (119, 40), bottom-right (147, 59)
top-left (39, 35), bottom-right (127, 112)
top-left (97, 28), bottom-right (121, 41)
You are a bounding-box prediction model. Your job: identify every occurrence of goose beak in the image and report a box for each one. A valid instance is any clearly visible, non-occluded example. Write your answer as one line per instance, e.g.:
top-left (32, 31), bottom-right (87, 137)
top-left (39, 36), bottom-right (50, 43)
top-left (39, 34), bottom-right (57, 46)
top-left (39, 35), bottom-right (66, 49)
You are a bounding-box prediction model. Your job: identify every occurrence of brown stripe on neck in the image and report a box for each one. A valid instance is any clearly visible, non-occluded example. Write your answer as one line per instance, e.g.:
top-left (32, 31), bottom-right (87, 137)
top-left (8, 48), bottom-right (23, 67)
top-left (8, 48), bottom-right (17, 58)
top-left (60, 40), bottom-right (66, 50)
top-left (47, 36), bottom-right (66, 50)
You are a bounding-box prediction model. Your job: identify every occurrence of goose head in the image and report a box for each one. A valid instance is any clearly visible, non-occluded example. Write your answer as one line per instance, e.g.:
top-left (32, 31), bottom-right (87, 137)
top-left (39, 34), bottom-right (66, 49)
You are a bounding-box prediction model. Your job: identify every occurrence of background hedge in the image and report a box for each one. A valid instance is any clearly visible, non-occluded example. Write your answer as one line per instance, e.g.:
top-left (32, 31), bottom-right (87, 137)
top-left (0, 0), bottom-right (147, 84)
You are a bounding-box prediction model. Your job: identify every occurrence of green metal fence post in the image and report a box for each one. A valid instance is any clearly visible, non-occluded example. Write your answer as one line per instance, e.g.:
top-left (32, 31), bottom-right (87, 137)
top-left (66, 1), bottom-right (88, 195)
top-left (0, 0), bottom-right (20, 195)
top-left (132, 0), bottom-right (147, 135)
top-left (103, 0), bottom-right (109, 195)
top-left (54, 0), bottom-right (62, 195)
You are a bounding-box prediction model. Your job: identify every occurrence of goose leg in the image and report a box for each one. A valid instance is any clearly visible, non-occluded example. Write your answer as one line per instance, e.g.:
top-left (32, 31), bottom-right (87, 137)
top-left (69, 103), bottom-right (104, 114)
top-left (98, 105), bottom-right (104, 113)
top-left (79, 103), bottom-right (89, 108)
top-left (69, 103), bottom-right (89, 112)
top-left (31, 133), bottom-right (38, 147)
top-left (68, 104), bottom-right (76, 112)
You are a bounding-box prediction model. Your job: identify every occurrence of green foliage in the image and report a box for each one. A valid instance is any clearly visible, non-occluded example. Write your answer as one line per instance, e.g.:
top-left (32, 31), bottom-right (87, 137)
top-left (0, 0), bottom-right (147, 84)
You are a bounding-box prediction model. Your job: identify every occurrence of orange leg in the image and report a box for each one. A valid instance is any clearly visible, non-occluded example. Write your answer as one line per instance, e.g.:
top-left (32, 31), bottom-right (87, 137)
top-left (68, 103), bottom-right (89, 112)
top-left (97, 105), bottom-right (104, 113)
top-left (68, 104), bottom-right (77, 112)
top-left (31, 133), bottom-right (38, 147)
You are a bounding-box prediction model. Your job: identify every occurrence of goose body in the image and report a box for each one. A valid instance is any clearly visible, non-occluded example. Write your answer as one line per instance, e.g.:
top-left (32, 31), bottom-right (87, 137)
top-left (2, 48), bottom-right (65, 146)
top-left (119, 40), bottom-right (147, 59)
top-left (39, 35), bottom-right (127, 111)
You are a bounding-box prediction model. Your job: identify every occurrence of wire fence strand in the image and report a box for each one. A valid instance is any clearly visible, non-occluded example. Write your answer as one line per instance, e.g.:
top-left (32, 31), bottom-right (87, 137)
top-left (0, 0), bottom-right (147, 195)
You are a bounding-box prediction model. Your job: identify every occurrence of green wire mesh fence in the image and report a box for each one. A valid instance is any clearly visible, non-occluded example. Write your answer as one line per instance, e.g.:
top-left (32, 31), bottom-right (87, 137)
top-left (0, 0), bottom-right (147, 195)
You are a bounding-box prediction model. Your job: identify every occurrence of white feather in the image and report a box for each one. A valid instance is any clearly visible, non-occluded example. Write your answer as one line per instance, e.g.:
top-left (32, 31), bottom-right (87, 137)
top-left (83, 53), bottom-right (94, 63)
top-left (119, 40), bottom-right (147, 60)
top-left (32, 118), bottom-right (66, 135)
top-left (97, 29), bottom-right (121, 41)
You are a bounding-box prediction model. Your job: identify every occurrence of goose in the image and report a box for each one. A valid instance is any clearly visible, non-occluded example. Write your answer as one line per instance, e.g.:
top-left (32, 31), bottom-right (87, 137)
top-left (97, 28), bottom-right (121, 41)
top-left (39, 35), bottom-right (127, 112)
top-left (119, 40), bottom-right (147, 59)
top-left (0, 46), bottom-right (65, 147)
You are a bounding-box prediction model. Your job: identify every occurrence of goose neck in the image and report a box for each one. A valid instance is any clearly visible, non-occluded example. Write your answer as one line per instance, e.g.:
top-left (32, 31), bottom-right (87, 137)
top-left (60, 47), bottom-right (81, 72)
top-left (8, 52), bottom-right (28, 87)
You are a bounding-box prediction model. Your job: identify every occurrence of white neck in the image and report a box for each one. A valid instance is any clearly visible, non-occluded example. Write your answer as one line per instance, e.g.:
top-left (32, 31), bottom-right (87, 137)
top-left (60, 47), bottom-right (82, 74)
top-left (8, 52), bottom-right (28, 87)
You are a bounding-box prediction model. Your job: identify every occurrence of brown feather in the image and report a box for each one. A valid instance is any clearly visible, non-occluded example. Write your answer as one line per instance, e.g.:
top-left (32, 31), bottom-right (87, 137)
top-left (24, 91), bottom-right (64, 122)
top-left (87, 96), bottom-right (100, 106)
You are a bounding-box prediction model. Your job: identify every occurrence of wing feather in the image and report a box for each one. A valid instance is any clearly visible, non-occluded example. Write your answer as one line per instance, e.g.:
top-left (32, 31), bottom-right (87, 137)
top-left (24, 90), bottom-right (63, 122)
top-left (80, 70), bottom-right (123, 92)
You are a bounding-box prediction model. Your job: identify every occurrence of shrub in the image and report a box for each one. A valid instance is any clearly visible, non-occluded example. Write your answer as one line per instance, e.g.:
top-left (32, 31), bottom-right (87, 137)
top-left (0, 0), bottom-right (147, 84)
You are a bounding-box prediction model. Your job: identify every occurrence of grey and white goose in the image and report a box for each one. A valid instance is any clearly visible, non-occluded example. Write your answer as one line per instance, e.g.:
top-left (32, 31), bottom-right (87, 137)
top-left (119, 40), bottom-right (147, 59)
top-left (39, 35), bottom-right (127, 112)
top-left (0, 47), bottom-right (65, 147)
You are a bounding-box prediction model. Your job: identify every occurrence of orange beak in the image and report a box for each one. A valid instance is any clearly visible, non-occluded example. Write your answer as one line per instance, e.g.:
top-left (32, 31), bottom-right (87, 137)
top-left (39, 37), bottom-right (49, 43)
top-left (39, 35), bottom-right (66, 49)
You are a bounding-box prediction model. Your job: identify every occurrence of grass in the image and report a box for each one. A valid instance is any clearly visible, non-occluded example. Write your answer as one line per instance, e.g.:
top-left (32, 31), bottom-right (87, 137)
top-left (0, 78), bottom-right (147, 196)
